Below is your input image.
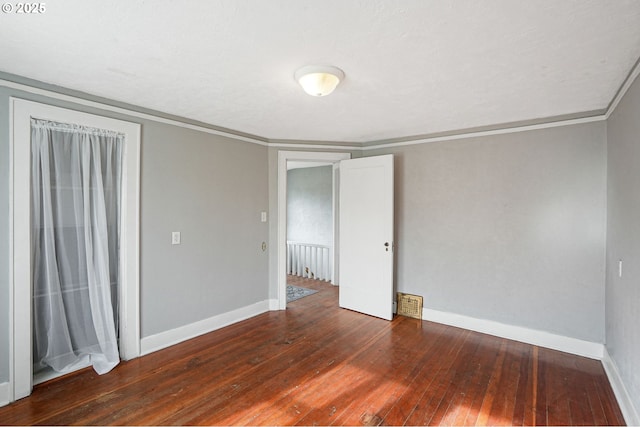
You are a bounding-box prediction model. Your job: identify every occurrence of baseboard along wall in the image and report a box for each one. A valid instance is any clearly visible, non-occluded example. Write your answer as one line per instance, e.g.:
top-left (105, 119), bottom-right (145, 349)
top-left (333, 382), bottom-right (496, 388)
top-left (420, 307), bottom-right (640, 422)
top-left (0, 382), bottom-right (9, 408)
top-left (421, 307), bottom-right (604, 360)
top-left (602, 348), bottom-right (640, 426)
top-left (140, 300), bottom-right (271, 356)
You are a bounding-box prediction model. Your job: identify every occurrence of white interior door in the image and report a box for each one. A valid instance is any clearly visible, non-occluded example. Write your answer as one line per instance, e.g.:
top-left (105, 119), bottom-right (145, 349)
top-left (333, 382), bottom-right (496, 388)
top-left (339, 154), bottom-right (394, 320)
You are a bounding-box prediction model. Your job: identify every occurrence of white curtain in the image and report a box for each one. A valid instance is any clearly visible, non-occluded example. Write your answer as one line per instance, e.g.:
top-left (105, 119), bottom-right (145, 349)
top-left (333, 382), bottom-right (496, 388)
top-left (31, 118), bottom-right (123, 375)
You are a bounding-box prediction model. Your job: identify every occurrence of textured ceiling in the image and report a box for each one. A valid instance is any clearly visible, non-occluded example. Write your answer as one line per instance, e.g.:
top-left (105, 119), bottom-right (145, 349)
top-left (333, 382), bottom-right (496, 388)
top-left (2, 0), bottom-right (640, 143)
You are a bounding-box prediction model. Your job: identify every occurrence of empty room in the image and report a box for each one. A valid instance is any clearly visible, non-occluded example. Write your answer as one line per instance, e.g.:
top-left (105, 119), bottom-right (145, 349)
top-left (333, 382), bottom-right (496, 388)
top-left (1, 1), bottom-right (640, 425)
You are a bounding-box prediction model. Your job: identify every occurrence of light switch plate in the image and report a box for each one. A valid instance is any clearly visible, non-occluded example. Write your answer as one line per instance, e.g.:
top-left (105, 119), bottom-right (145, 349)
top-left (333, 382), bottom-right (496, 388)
top-left (172, 231), bottom-right (181, 245)
top-left (261, 211), bottom-right (267, 222)
top-left (618, 259), bottom-right (623, 278)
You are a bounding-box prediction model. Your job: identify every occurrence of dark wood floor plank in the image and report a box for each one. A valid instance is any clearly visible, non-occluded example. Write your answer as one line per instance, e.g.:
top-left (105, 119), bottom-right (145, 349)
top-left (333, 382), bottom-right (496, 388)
top-left (0, 276), bottom-right (625, 426)
top-left (152, 288), bottom-right (370, 424)
top-left (487, 340), bottom-right (529, 425)
top-left (379, 326), bottom-right (469, 425)
top-left (295, 316), bottom-right (432, 426)
top-left (255, 317), bottom-right (398, 426)
top-left (511, 344), bottom-right (533, 426)
top-left (594, 370), bottom-right (627, 425)
top-left (292, 320), bottom-right (405, 425)
top-left (454, 334), bottom-right (503, 426)
top-left (400, 328), bottom-right (473, 425)
top-left (474, 340), bottom-right (509, 425)
top-left (181, 281), bottom-right (386, 425)
top-left (534, 346), bottom-right (548, 426)
top-left (38, 311), bottom-right (320, 425)
top-left (4, 311), bottom-right (287, 425)
top-left (425, 339), bottom-right (480, 425)
top-left (184, 311), bottom-right (382, 425)
top-left (334, 321), bottom-right (456, 426)
top-left (567, 356), bottom-right (597, 426)
top-left (328, 318), bottom-right (445, 426)
top-left (542, 348), bottom-right (574, 426)
top-left (419, 333), bottom-right (486, 426)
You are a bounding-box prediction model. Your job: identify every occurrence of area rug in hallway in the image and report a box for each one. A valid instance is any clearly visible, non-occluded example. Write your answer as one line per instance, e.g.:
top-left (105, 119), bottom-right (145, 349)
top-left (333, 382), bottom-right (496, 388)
top-left (286, 285), bottom-right (318, 302)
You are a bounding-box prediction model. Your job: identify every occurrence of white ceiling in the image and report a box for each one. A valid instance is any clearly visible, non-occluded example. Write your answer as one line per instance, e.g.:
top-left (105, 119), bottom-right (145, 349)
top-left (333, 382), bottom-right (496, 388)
top-left (2, 0), bottom-right (640, 143)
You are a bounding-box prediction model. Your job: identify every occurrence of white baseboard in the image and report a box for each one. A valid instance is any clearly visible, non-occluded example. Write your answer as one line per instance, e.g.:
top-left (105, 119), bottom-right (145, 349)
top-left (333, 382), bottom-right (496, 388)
top-left (269, 298), bottom-right (280, 310)
top-left (602, 348), bottom-right (640, 426)
top-left (422, 308), bottom-right (604, 360)
top-left (140, 300), bottom-right (271, 356)
top-left (0, 381), bottom-right (9, 407)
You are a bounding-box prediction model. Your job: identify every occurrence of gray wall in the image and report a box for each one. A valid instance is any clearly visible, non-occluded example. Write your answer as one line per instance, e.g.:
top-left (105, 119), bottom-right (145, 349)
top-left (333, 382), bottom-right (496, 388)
top-left (287, 166), bottom-right (333, 246)
top-left (365, 122), bottom-right (607, 342)
top-left (0, 78), bottom-right (269, 382)
top-left (606, 72), bottom-right (640, 416)
top-left (140, 124), bottom-right (268, 336)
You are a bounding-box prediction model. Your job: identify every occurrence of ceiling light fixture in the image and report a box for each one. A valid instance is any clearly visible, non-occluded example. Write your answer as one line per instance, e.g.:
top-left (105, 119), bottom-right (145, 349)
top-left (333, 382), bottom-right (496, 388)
top-left (294, 65), bottom-right (345, 97)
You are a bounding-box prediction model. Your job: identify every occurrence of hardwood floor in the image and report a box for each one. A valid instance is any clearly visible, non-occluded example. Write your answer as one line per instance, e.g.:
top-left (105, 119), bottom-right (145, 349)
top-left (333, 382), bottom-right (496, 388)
top-left (0, 276), bottom-right (625, 426)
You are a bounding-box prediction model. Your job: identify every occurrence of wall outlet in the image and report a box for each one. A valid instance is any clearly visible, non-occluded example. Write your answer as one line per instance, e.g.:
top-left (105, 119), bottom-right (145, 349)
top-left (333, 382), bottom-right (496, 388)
top-left (261, 211), bottom-right (267, 222)
top-left (172, 231), bottom-right (181, 245)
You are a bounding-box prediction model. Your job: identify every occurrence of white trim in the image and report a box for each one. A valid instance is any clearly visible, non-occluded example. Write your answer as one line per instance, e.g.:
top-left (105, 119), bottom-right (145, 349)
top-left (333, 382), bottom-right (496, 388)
top-left (0, 382), bottom-right (9, 408)
top-left (422, 308), bottom-right (604, 360)
top-left (331, 163), bottom-right (338, 285)
top-left (277, 151), bottom-right (351, 310)
top-left (606, 58), bottom-right (640, 119)
top-left (140, 300), bottom-right (271, 356)
top-left (268, 299), bottom-right (280, 310)
top-left (0, 79), bottom-right (267, 147)
top-left (362, 115), bottom-right (606, 151)
top-left (9, 98), bottom-right (141, 401)
top-left (8, 97), bottom-right (15, 404)
top-left (269, 143), bottom-right (359, 150)
top-left (602, 348), bottom-right (640, 426)
top-left (118, 114), bottom-right (142, 361)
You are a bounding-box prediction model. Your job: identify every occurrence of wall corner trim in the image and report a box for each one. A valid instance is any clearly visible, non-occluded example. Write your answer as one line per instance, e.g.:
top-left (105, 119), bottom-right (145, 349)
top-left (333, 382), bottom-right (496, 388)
top-left (422, 308), bottom-right (604, 360)
top-left (0, 382), bottom-right (9, 408)
top-left (268, 299), bottom-right (280, 311)
top-left (602, 348), bottom-right (640, 426)
top-left (140, 300), bottom-right (270, 356)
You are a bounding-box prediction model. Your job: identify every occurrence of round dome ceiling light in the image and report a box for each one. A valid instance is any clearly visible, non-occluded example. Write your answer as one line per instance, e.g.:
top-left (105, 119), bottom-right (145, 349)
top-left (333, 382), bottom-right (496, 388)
top-left (294, 65), bottom-right (345, 97)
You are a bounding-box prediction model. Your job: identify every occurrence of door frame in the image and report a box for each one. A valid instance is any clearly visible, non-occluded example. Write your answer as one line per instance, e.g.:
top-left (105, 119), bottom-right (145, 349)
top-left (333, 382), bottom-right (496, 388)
top-left (9, 98), bottom-right (141, 401)
top-left (276, 151), bottom-right (351, 309)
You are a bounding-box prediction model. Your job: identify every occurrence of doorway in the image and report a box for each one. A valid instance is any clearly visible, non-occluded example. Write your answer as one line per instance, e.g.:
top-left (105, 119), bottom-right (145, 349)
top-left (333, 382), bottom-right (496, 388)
top-left (286, 162), bottom-right (334, 282)
top-left (9, 99), bottom-right (141, 402)
top-left (276, 151), bottom-right (350, 309)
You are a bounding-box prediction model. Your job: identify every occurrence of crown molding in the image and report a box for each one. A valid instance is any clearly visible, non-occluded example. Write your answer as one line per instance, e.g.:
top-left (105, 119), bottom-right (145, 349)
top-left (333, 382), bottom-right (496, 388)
top-left (0, 78), bottom-right (269, 146)
top-left (360, 115), bottom-right (606, 151)
top-left (268, 142), bottom-right (360, 150)
top-left (605, 56), bottom-right (640, 119)
top-left (4, 66), bottom-right (638, 151)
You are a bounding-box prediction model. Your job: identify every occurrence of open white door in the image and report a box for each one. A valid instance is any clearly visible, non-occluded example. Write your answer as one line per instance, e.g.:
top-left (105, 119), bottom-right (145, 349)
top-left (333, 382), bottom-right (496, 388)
top-left (339, 154), bottom-right (394, 320)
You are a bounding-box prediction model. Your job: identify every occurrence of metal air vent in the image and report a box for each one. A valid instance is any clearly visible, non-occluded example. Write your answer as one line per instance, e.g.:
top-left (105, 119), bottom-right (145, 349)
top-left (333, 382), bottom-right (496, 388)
top-left (397, 292), bottom-right (423, 319)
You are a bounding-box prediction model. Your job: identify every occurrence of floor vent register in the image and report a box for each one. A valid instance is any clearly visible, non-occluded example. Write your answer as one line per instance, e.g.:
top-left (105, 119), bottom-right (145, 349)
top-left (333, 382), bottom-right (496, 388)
top-left (396, 292), bottom-right (423, 319)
